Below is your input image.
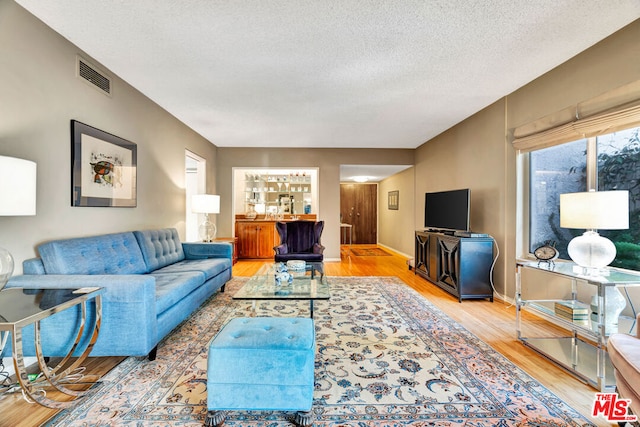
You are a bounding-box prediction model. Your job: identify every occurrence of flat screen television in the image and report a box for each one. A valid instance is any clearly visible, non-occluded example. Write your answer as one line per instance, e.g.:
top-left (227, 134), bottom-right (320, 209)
top-left (424, 189), bottom-right (470, 232)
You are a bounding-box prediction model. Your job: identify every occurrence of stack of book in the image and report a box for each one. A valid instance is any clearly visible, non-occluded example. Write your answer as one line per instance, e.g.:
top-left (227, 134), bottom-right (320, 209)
top-left (554, 300), bottom-right (590, 323)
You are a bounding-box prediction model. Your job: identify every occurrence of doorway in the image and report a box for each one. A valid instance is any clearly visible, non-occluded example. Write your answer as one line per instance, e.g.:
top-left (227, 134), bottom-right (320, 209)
top-left (185, 151), bottom-right (206, 242)
top-left (340, 183), bottom-right (377, 244)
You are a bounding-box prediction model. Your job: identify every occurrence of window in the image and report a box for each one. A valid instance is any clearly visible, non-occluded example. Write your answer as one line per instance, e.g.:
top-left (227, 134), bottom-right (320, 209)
top-left (528, 126), bottom-right (640, 270)
top-left (529, 140), bottom-right (586, 260)
top-left (597, 127), bottom-right (640, 270)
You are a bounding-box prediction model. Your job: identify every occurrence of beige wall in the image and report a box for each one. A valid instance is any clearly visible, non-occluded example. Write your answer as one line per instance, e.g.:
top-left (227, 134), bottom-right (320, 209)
top-left (415, 19), bottom-right (640, 299)
top-left (415, 101), bottom-right (508, 296)
top-left (0, 2), bottom-right (218, 273)
top-left (507, 20), bottom-right (640, 131)
top-left (3, 1), bottom-right (638, 287)
top-left (378, 167), bottom-right (415, 257)
top-left (216, 148), bottom-right (415, 259)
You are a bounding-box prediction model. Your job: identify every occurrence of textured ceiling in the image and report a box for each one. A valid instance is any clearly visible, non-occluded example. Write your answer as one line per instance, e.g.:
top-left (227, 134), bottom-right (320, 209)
top-left (15, 1), bottom-right (640, 149)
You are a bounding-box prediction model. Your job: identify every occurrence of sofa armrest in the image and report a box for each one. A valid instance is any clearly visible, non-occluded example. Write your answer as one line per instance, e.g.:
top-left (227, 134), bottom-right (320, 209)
top-left (23, 257), bottom-right (46, 275)
top-left (182, 242), bottom-right (232, 260)
top-left (5, 274), bottom-right (158, 357)
top-left (313, 243), bottom-right (325, 254)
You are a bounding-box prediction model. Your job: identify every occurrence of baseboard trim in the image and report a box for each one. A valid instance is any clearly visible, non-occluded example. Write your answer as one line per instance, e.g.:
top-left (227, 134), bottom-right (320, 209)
top-left (377, 243), bottom-right (412, 259)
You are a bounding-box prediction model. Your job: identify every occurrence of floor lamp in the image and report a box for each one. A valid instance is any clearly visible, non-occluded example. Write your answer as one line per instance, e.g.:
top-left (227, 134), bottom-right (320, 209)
top-left (560, 190), bottom-right (629, 333)
top-left (0, 155), bottom-right (37, 291)
top-left (192, 194), bottom-right (220, 242)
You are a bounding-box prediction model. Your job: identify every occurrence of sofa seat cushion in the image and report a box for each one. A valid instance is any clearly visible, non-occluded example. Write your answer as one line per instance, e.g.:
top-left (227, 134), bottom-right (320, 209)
top-left (152, 258), bottom-right (231, 282)
top-left (275, 252), bottom-right (323, 262)
top-left (38, 232), bottom-right (147, 275)
top-left (152, 271), bottom-right (206, 314)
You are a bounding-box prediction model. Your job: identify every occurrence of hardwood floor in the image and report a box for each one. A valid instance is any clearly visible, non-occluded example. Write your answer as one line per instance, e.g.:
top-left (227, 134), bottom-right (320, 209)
top-left (1, 245), bottom-right (608, 426)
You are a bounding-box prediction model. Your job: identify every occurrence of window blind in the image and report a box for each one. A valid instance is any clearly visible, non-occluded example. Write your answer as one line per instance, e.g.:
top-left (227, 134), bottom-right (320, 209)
top-left (512, 80), bottom-right (640, 151)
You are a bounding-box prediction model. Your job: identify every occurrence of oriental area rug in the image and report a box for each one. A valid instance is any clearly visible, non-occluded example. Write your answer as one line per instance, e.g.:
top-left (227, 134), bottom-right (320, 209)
top-left (350, 247), bottom-right (392, 256)
top-left (45, 277), bottom-right (595, 426)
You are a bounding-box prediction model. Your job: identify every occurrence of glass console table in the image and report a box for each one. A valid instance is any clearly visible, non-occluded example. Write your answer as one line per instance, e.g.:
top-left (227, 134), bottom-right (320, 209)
top-left (0, 287), bottom-right (103, 408)
top-left (516, 261), bottom-right (639, 391)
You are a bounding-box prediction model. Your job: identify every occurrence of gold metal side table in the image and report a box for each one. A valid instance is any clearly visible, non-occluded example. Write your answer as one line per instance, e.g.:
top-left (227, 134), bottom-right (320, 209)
top-left (0, 287), bottom-right (103, 408)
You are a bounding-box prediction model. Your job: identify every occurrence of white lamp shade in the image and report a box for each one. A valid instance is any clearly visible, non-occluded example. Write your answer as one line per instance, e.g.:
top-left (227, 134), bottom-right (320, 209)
top-left (560, 190), bottom-right (628, 230)
top-left (0, 155), bottom-right (37, 216)
top-left (192, 194), bottom-right (220, 214)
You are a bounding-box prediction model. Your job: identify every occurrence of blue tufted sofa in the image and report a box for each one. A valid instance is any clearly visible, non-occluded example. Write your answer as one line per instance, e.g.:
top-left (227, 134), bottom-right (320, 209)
top-left (4, 228), bottom-right (232, 360)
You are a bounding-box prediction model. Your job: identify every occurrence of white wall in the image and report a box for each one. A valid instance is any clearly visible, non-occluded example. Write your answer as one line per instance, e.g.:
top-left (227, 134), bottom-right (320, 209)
top-left (0, 2), bottom-right (218, 272)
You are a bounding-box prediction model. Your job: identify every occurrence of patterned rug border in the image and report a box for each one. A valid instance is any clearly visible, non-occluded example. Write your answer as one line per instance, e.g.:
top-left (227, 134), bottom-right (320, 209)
top-left (350, 248), bottom-right (392, 256)
top-left (45, 276), bottom-right (596, 427)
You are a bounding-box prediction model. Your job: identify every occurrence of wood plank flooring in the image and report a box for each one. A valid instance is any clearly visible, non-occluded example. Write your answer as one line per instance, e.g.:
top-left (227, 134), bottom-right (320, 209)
top-left (0, 245), bottom-right (608, 426)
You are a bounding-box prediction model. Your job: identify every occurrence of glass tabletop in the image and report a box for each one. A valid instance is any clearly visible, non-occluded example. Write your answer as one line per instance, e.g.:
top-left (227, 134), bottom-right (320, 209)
top-left (518, 261), bottom-right (640, 285)
top-left (0, 287), bottom-right (103, 328)
top-left (233, 262), bottom-right (330, 301)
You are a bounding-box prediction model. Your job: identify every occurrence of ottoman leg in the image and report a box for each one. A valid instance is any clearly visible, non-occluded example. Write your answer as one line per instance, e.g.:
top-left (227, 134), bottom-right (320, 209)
top-left (294, 409), bottom-right (314, 427)
top-left (204, 410), bottom-right (227, 427)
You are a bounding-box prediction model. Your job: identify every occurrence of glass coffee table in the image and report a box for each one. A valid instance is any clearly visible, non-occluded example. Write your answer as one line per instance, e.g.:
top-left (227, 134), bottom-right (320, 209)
top-left (233, 262), bottom-right (329, 318)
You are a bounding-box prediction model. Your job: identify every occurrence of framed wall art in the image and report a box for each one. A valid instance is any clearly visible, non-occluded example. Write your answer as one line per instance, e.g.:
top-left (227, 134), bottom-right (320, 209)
top-left (388, 190), bottom-right (399, 210)
top-left (71, 120), bottom-right (137, 207)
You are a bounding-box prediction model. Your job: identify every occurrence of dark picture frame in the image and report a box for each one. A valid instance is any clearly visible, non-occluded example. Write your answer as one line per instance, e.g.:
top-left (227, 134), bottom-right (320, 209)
top-left (388, 190), bottom-right (399, 210)
top-left (71, 120), bottom-right (137, 207)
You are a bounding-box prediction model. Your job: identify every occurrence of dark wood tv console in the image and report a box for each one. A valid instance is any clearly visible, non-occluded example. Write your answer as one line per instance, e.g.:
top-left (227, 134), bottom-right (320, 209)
top-left (414, 230), bottom-right (494, 302)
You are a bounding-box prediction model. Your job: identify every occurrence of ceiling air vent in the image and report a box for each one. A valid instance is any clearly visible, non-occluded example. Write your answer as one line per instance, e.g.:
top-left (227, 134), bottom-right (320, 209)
top-left (77, 56), bottom-right (112, 96)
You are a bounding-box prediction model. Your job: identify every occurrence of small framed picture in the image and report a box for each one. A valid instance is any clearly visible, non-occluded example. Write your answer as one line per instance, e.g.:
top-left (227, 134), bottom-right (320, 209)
top-left (388, 190), bottom-right (399, 210)
top-left (71, 120), bottom-right (137, 207)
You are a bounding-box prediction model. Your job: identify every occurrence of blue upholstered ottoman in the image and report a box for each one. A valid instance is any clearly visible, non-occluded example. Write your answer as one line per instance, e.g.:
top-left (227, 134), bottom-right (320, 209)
top-left (205, 317), bottom-right (316, 427)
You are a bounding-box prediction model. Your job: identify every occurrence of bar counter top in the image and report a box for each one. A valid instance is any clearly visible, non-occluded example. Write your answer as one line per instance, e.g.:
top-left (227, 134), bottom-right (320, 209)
top-left (235, 214), bottom-right (317, 222)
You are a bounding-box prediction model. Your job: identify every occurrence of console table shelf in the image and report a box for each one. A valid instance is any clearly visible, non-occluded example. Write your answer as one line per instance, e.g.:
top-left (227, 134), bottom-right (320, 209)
top-left (515, 261), bottom-right (640, 391)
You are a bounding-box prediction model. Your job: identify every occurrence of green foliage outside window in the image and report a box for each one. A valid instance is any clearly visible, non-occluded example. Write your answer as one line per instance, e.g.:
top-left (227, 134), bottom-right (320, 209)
top-left (598, 128), bottom-right (640, 270)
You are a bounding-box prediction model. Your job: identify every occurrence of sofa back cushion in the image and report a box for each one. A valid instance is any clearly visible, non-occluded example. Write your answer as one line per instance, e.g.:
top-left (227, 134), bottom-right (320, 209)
top-left (133, 228), bottom-right (186, 272)
top-left (38, 232), bottom-right (147, 275)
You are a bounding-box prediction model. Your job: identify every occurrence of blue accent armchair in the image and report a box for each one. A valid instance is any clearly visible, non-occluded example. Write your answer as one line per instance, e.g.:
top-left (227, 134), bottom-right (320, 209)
top-left (273, 221), bottom-right (324, 262)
